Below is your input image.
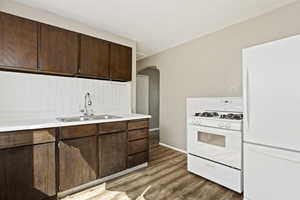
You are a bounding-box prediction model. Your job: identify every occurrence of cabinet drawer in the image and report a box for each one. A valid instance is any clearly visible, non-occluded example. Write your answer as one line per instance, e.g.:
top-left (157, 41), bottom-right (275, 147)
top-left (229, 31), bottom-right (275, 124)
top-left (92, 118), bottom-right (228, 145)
top-left (187, 154), bottom-right (242, 193)
top-left (128, 129), bottom-right (148, 141)
top-left (128, 120), bottom-right (149, 130)
top-left (128, 151), bottom-right (149, 168)
top-left (60, 124), bottom-right (97, 139)
top-left (99, 121), bottom-right (127, 134)
top-left (128, 138), bottom-right (148, 155)
top-left (0, 128), bottom-right (56, 149)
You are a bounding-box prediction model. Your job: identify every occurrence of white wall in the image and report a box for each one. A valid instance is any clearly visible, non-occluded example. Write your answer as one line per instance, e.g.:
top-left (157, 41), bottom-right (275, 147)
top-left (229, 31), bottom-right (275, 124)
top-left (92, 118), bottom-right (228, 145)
top-left (0, 0), bottom-right (137, 112)
top-left (0, 71), bottom-right (131, 122)
top-left (137, 1), bottom-right (300, 150)
top-left (136, 75), bottom-right (149, 115)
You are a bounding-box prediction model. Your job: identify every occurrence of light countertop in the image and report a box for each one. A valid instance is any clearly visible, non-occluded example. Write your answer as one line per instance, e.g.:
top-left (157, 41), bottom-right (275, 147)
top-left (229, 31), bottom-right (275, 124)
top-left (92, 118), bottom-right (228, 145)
top-left (0, 113), bottom-right (151, 132)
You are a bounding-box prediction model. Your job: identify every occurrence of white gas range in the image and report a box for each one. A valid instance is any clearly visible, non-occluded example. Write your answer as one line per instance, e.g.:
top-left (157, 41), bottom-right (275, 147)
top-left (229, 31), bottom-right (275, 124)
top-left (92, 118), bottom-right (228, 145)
top-left (186, 97), bottom-right (243, 193)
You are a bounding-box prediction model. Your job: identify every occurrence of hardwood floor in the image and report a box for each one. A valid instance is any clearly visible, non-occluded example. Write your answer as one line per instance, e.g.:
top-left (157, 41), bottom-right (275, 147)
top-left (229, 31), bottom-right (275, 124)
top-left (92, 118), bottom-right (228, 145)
top-left (106, 144), bottom-right (243, 200)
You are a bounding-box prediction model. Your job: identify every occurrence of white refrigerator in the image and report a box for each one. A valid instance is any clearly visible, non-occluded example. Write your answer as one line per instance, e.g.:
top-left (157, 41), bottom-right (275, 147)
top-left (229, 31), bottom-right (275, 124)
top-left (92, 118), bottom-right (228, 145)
top-left (243, 35), bottom-right (300, 200)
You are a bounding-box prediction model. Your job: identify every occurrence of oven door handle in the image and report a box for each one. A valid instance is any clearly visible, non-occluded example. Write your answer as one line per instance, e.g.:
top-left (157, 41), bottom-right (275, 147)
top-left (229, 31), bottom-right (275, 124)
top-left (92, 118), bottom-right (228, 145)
top-left (193, 127), bottom-right (231, 137)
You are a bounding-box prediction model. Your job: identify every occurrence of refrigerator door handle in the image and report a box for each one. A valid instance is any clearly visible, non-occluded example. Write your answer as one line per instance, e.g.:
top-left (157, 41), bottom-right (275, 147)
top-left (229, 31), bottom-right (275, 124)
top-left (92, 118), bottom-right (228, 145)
top-left (244, 68), bottom-right (250, 131)
top-left (250, 148), bottom-right (300, 164)
top-left (247, 70), bottom-right (250, 130)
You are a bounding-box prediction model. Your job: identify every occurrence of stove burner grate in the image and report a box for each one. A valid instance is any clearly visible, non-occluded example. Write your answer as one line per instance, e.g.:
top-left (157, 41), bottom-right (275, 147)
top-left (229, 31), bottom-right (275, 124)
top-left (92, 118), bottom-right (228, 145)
top-left (195, 112), bottom-right (219, 117)
top-left (220, 113), bottom-right (243, 120)
top-left (194, 112), bottom-right (243, 120)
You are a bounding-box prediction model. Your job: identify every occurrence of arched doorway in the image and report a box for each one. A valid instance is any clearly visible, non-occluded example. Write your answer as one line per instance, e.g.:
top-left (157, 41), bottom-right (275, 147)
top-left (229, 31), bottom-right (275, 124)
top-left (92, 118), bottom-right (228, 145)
top-left (137, 66), bottom-right (160, 145)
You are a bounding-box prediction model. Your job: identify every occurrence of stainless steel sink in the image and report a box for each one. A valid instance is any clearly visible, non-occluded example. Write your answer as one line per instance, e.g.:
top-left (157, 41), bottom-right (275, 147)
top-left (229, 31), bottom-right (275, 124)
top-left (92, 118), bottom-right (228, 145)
top-left (56, 114), bottom-right (121, 122)
top-left (91, 114), bottom-right (121, 120)
top-left (56, 116), bottom-right (90, 122)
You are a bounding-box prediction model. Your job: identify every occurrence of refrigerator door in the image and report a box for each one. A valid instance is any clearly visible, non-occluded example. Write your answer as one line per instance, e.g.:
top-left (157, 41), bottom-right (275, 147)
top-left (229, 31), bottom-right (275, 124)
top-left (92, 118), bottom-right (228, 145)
top-left (243, 35), bottom-right (300, 151)
top-left (244, 143), bottom-right (300, 200)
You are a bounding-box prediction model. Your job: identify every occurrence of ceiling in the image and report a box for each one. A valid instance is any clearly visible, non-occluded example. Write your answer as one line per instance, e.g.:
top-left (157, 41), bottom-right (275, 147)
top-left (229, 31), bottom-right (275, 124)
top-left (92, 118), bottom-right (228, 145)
top-left (14, 0), bottom-right (297, 60)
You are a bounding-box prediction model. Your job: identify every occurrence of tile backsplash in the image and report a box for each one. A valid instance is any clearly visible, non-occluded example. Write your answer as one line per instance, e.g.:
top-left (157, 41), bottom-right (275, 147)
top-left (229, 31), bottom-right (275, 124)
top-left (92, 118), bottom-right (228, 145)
top-left (0, 71), bottom-right (131, 122)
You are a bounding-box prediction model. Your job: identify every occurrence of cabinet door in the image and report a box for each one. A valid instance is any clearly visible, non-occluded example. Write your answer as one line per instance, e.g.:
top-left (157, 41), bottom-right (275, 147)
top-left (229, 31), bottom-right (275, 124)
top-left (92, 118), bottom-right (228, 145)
top-left (39, 24), bottom-right (79, 75)
top-left (0, 143), bottom-right (56, 200)
top-left (110, 43), bottom-right (132, 81)
top-left (99, 132), bottom-right (127, 177)
top-left (0, 12), bottom-right (38, 70)
top-left (79, 35), bottom-right (110, 79)
top-left (59, 136), bottom-right (97, 191)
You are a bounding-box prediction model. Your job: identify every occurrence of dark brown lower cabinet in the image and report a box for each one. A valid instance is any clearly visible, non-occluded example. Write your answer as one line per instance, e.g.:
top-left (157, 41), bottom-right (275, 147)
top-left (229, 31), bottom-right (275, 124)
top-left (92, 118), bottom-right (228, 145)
top-left (128, 138), bottom-right (149, 155)
top-left (0, 143), bottom-right (56, 200)
top-left (99, 132), bottom-right (127, 177)
top-left (127, 151), bottom-right (149, 168)
top-left (126, 121), bottom-right (149, 168)
top-left (0, 120), bottom-right (149, 198)
top-left (58, 136), bottom-right (97, 191)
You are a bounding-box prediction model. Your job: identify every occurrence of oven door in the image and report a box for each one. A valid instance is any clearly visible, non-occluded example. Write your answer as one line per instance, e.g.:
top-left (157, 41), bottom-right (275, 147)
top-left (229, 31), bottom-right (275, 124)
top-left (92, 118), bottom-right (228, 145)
top-left (187, 125), bottom-right (241, 169)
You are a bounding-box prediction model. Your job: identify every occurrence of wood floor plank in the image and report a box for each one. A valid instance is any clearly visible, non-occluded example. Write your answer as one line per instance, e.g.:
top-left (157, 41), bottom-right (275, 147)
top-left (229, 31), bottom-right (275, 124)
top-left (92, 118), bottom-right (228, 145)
top-left (149, 152), bottom-right (185, 166)
top-left (126, 167), bottom-right (188, 198)
top-left (149, 146), bottom-right (171, 156)
top-left (148, 174), bottom-right (207, 200)
top-left (109, 161), bottom-right (186, 192)
top-left (107, 156), bottom-right (186, 189)
top-left (150, 148), bottom-right (180, 161)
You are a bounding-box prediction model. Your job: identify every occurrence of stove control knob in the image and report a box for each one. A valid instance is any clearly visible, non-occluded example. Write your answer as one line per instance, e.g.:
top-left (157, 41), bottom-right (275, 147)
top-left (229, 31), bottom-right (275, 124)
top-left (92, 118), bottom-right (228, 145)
top-left (225, 123), bottom-right (231, 129)
top-left (218, 123), bottom-right (225, 128)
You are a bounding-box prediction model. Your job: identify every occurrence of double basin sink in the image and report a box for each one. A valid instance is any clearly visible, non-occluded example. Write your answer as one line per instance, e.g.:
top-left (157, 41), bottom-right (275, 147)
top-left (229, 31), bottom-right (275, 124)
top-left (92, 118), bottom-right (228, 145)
top-left (57, 114), bottom-right (121, 122)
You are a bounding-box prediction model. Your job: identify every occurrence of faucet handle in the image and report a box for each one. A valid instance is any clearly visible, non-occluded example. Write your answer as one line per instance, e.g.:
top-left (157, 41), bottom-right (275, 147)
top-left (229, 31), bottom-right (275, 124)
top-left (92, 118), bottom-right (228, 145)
top-left (90, 109), bottom-right (94, 116)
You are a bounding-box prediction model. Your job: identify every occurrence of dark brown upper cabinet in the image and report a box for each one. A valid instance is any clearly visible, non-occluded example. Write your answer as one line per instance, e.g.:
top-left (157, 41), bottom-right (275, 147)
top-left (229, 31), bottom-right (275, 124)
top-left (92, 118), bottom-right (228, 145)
top-left (39, 24), bottom-right (79, 75)
top-left (0, 12), bottom-right (133, 81)
top-left (79, 35), bottom-right (110, 79)
top-left (110, 43), bottom-right (132, 81)
top-left (0, 12), bottom-right (38, 71)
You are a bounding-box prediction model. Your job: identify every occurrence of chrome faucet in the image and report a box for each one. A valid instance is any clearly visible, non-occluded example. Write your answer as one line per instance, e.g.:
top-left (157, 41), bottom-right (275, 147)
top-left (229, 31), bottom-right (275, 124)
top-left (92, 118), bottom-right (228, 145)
top-left (80, 92), bottom-right (93, 117)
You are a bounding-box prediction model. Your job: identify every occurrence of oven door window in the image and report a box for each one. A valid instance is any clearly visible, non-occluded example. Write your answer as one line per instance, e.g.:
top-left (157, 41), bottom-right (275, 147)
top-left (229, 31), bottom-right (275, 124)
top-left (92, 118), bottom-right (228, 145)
top-left (197, 132), bottom-right (225, 147)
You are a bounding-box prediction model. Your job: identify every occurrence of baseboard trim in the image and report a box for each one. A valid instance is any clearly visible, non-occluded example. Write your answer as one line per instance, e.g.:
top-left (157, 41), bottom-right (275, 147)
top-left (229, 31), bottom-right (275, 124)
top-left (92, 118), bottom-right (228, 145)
top-left (159, 142), bottom-right (187, 154)
top-left (149, 128), bottom-right (159, 132)
top-left (58, 163), bottom-right (148, 198)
